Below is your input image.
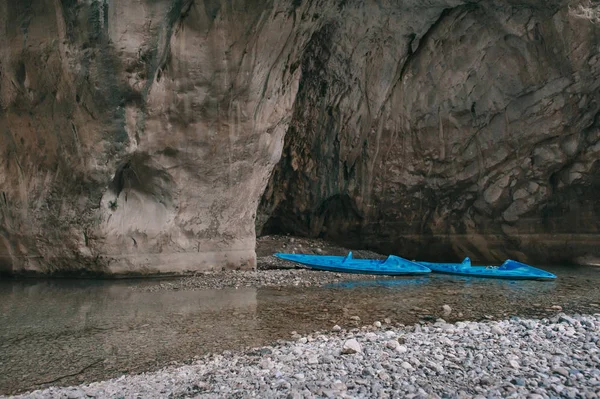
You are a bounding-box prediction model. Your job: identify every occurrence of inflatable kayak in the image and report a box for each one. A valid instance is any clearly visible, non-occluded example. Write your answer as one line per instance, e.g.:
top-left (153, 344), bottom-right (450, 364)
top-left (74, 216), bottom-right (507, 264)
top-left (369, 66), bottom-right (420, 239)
top-left (274, 252), bottom-right (431, 275)
top-left (418, 257), bottom-right (556, 280)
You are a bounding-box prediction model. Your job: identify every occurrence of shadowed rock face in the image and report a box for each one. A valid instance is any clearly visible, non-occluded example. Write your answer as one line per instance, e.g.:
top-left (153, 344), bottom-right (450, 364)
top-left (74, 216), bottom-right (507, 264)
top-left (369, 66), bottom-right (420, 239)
top-left (258, 0), bottom-right (600, 265)
top-left (0, 0), bottom-right (598, 274)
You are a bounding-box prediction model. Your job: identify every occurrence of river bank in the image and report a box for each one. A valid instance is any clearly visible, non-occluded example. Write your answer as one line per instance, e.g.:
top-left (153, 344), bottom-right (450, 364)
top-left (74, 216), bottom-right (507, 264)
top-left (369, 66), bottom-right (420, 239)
top-left (2, 265), bottom-right (600, 396)
top-left (2, 235), bottom-right (600, 396)
top-left (9, 313), bottom-right (600, 398)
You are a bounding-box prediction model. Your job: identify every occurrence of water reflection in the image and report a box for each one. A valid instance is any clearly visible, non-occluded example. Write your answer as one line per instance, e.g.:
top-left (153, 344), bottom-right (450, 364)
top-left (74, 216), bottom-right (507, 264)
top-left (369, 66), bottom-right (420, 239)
top-left (324, 273), bottom-right (559, 293)
top-left (430, 274), bottom-right (559, 294)
top-left (0, 280), bottom-right (259, 395)
top-left (324, 277), bottom-right (430, 289)
top-left (1, 280), bottom-right (257, 339)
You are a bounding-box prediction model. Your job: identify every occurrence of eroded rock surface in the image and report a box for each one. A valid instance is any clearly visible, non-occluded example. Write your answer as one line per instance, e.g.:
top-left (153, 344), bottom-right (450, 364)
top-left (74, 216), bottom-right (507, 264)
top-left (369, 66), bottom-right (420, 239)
top-left (0, 0), bottom-right (599, 274)
top-left (0, 0), bottom-right (314, 274)
top-left (259, 0), bottom-right (600, 265)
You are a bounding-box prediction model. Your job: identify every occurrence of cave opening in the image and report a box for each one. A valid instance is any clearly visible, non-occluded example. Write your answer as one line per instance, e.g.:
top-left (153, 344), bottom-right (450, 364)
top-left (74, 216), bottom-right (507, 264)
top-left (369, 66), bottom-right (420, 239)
top-left (258, 192), bottom-right (363, 249)
top-left (314, 194), bottom-right (363, 241)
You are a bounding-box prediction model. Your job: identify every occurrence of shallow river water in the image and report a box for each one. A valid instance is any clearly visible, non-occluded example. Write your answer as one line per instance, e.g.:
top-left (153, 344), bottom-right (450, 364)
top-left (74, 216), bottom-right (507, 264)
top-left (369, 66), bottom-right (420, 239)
top-left (1, 265), bottom-right (600, 395)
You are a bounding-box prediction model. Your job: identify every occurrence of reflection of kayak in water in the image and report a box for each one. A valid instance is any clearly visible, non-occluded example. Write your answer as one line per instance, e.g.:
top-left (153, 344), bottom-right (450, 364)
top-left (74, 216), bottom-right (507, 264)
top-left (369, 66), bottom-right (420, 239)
top-left (418, 257), bottom-right (556, 280)
top-left (274, 252), bottom-right (431, 275)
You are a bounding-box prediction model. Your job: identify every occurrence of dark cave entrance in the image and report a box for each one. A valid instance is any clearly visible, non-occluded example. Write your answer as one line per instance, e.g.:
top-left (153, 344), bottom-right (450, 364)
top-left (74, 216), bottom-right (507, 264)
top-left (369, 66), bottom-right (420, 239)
top-left (313, 194), bottom-right (363, 241)
top-left (258, 192), bottom-right (363, 248)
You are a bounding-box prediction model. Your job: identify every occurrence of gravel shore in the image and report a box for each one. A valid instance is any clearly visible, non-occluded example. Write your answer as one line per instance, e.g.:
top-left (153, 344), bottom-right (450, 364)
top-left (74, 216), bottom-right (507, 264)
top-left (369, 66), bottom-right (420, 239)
top-left (10, 313), bottom-right (600, 399)
top-left (131, 264), bottom-right (399, 292)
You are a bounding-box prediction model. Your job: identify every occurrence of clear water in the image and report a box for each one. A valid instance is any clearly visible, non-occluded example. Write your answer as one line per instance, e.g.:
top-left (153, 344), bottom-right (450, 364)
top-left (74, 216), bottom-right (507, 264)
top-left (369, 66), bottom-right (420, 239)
top-left (1, 265), bottom-right (599, 395)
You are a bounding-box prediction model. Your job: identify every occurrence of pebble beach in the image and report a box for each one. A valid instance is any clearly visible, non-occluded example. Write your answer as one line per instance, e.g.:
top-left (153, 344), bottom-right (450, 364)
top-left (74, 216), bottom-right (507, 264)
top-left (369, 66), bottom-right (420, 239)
top-left (10, 313), bottom-right (600, 399)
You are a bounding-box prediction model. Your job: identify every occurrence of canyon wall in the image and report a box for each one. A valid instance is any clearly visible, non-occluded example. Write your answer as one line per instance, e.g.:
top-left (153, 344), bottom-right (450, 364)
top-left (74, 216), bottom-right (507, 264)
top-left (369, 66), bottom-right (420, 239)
top-left (0, 0), bottom-right (310, 274)
top-left (0, 0), bottom-right (598, 274)
top-left (258, 0), bottom-right (600, 265)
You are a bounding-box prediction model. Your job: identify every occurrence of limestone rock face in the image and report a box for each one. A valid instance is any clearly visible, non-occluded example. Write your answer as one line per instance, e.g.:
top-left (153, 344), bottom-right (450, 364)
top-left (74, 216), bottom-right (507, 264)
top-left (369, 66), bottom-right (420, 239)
top-left (1, 0), bottom-right (599, 274)
top-left (258, 0), bottom-right (600, 265)
top-left (0, 0), bottom-right (313, 274)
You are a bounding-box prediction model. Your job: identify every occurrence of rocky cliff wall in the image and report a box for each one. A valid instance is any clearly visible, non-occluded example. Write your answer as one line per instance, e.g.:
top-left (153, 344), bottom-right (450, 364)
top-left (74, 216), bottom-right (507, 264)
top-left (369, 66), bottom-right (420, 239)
top-left (258, 0), bottom-right (600, 265)
top-left (0, 0), bottom-right (598, 274)
top-left (0, 0), bottom-right (311, 274)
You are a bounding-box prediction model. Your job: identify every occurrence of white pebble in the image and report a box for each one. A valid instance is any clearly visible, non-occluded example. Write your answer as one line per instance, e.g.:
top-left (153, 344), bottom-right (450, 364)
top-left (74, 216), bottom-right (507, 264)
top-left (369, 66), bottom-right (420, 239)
top-left (341, 339), bottom-right (362, 354)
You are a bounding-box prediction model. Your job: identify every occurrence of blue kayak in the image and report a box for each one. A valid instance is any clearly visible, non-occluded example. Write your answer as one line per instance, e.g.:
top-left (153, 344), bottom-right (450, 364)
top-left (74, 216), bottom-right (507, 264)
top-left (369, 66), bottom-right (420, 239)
top-left (418, 257), bottom-right (556, 280)
top-left (274, 252), bottom-right (431, 275)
